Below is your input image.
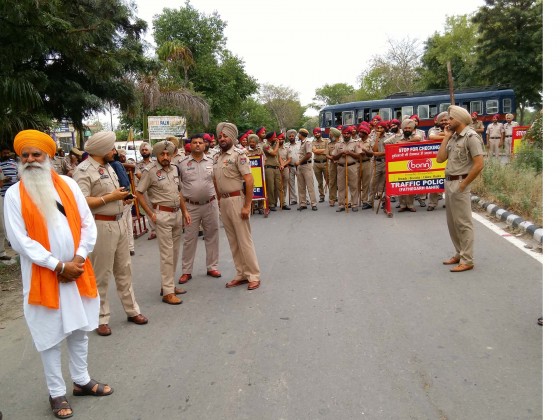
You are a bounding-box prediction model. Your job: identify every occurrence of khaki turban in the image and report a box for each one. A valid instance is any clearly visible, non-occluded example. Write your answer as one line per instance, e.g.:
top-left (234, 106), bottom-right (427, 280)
top-left (85, 131), bottom-right (116, 156)
top-left (14, 130), bottom-right (57, 158)
top-left (448, 106), bottom-right (471, 126)
top-left (286, 129), bottom-right (297, 137)
top-left (506, 113), bottom-right (514, 119)
top-left (216, 122), bottom-right (238, 140)
top-left (70, 147), bottom-right (83, 158)
top-left (166, 136), bottom-right (179, 151)
top-left (299, 128), bottom-right (309, 136)
top-left (152, 140), bottom-right (174, 157)
top-left (140, 141), bottom-right (152, 152)
top-left (436, 111), bottom-right (448, 124)
top-left (401, 119), bottom-right (416, 130)
top-left (248, 134), bottom-right (259, 143)
top-left (329, 127), bottom-right (341, 138)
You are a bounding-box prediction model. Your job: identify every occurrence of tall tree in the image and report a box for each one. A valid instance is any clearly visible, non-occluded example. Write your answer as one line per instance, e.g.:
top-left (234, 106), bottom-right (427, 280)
top-left (312, 83), bottom-right (356, 109)
top-left (259, 84), bottom-right (305, 131)
top-left (419, 15), bottom-right (484, 90)
top-left (359, 37), bottom-right (422, 98)
top-left (0, 0), bottom-right (149, 143)
top-left (472, 0), bottom-right (543, 119)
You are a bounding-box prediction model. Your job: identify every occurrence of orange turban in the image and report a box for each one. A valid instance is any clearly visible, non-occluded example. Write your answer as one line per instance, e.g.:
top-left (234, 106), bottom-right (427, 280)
top-left (14, 130), bottom-right (57, 158)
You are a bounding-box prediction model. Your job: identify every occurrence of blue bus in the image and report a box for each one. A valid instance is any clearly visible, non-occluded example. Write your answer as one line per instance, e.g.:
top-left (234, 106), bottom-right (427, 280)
top-left (318, 87), bottom-right (516, 134)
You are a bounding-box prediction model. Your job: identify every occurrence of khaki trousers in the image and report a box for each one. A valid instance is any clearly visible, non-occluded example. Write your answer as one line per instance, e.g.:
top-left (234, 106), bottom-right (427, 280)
top-left (371, 160), bottom-right (385, 197)
top-left (265, 166), bottom-right (281, 208)
top-left (280, 167), bottom-right (289, 207)
top-left (327, 160), bottom-right (338, 204)
top-left (428, 193), bottom-right (440, 209)
top-left (296, 163), bottom-right (317, 206)
top-left (123, 203), bottom-right (134, 251)
top-left (399, 194), bottom-right (415, 209)
top-left (489, 138), bottom-right (500, 159)
top-left (92, 218), bottom-right (140, 324)
top-left (337, 162), bottom-right (359, 208)
top-left (445, 179), bottom-right (474, 265)
top-left (182, 200), bottom-right (219, 274)
top-left (155, 209), bottom-right (182, 296)
top-left (220, 195), bottom-right (260, 282)
top-left (313, 161), bottom-right (327, 199)
top-left (360, 160), bottom-right (373, 205)
top-left (288, 166), bottom-right (297, 204)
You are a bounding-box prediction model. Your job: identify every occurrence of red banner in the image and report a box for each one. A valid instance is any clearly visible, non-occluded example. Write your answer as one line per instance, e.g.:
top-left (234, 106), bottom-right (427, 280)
top-left (512, 125), bottom-right (530, 155)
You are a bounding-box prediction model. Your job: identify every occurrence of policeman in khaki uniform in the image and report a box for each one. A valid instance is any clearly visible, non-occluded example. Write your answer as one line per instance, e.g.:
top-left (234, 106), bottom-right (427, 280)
top-left (311, 127), bottom-right (328, 203)
top-left (357, 124), bottom-right (374, 209)
top-left (136, 140), bottom-right (191, 305)
top-left (277, 133), bottom-right (291, 210)
top-left (295, 128), bottom-right (317, 211)
top-left (262, 131), bottom-right (282, 212)
top-left (177, 134), bottom-right (221, 283)
top-left (436, 106), bottom-right (484, 272)
top-left (372, 121), bottom-right (389, 207)
top-left (74, 131), bottom-right (148, 337)
top-left (326, 127), bottom-right (340, 207)
top-left (486, 114), bottom-right (504, 159)
top-left (503, 113), bottom-right (519, 158)
top-left (332, 126), bottom-right (362, 212)
top-left (213, 122), bottom-right (261, 291)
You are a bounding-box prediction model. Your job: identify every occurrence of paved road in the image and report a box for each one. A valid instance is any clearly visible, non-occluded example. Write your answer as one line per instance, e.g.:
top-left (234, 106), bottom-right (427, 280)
top-left (0, 198), bottom-right (542, 419)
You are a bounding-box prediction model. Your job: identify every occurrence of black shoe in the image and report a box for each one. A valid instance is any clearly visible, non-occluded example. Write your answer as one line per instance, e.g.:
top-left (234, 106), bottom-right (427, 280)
top-left (130, 251), bottom-right (135, 256)
top-left (290, 201), bottom-right (297, 205)
top-left (336, 207), bottom-right (345, 212)
top-left (312, 206), bottom-right (318, 211)
top-left (418, 200), bottom-right (426, 207)
top-left (319, 197), bottom-right (325, 203)
top-left (362, 203), bottom-right (372, 210)
top-left (390, 197), bottom-right (396, 202)
top-left (282, 205), bottom-right (291, 210)
top-left (270, 207), bottom-right (277, 212)
top-left (297, 206), bottom-right (307, 211)
top-left (352, 207), bottom-right (359, 212)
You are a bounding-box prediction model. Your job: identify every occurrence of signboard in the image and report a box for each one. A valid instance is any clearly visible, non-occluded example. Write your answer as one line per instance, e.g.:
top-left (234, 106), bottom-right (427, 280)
top-left (249, 155), bottom-right (266, 200)
top-left (148, 116), bottom-right (186, 141)
top-left (385, 141), bottom-right (446, 196)
top-left (512, 125), bottom-right (530, 155)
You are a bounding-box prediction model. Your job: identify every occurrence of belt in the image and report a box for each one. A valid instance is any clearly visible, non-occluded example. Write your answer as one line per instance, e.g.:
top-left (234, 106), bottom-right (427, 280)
top-left (265, 165), bottom-right (279, 169)
top-left (505, 135), bottom-right (512, 138)
top-left (94, 213), bottom-right (123, 221)
top-left (153, 204), bottom-right (180, 212)
top-left (490, 137), bottom-right (500, 139)
top-left (220, 190), bottom-right (243, 198)
top-left (288, 164), bottom-right (295, 167)
top-left (300, 160), bottom-right (312, 165)
top-left (184, 196), bottom-right (216, 206)
top-left (313, 160), bottom-right (326, 163)
top-left (375, 158), bottom-right (385, 162)
top-left (338, 162), bottom-right (356, 167)
top-left (446, 174), bottom-right (468, 181)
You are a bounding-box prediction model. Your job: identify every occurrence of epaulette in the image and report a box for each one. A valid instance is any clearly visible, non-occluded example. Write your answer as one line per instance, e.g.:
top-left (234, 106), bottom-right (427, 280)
top-left (234, 146), bottom-right (247, 155)
top-left (177, 155), bottom-right (189, 164)
top-left (77, 160), bottom-right (91, 171)
top-left (142, 162), bottom-right (156, 172)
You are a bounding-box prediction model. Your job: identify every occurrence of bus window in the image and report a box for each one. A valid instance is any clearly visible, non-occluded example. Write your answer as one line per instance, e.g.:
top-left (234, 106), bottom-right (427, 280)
top-left (430, 105), bottom-right (438, 118)
top-left (357, 109), bottom-right (364, 123)
top-left (395, 109), bottom-right (402, 120)
top-left (418, 105), bottom-right (430, 120)
top-left (379, 108), bottom-right (391, 120)
top-left (325, 111), bottom-right (333, 127)
top-left (334, 112), bottom-right (342, 126)
top-left (486, 100), bottom-right (498, 114)
top-left (470, 101), bottom-right (482, 115)
top-left (439, 103), bottom-right (450, 113)
top-left (342, 111), bottom-right (354, 125)
top-left (503, 98), bottom-right (512, 113)
top-left (364, 109), bottom-right (371, 122)
top-left (402, 106), bottom-right (414, 117)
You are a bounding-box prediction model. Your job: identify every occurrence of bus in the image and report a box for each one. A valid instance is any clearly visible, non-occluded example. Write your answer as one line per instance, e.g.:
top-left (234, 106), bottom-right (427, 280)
top-left (318, 87), bottom-right (516, 135)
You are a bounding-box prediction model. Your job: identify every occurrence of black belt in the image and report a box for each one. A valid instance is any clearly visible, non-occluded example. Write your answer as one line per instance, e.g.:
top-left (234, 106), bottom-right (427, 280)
top-left (94, 213), bottom-right (123, 221)
top-left (505, 135), bottom-right (512, 138)
top-left (288, 164), bottom-right (295, 167)
top-left (446, 174), bottom-right (468, 181)
top-left (265, 165), bottom-right (279, 169)
top-left (313, 160), bottom-right (326, 163)
top-left (184, 196), bottom-right (216, 205)
top-left (375, 158), bottom-right (385, 162)
top-left (490, 137), bottom-right (500, 139)
top-left (299, 160), bottom-right (312, 165)
top-left (338, 162), bottom-right (356, 167)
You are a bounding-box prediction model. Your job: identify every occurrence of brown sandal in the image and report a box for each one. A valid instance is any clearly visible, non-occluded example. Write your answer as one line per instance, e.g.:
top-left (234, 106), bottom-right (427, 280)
top-left (73, 379), bottom-right (113, 397)
top-left (248, 281), bottom-right (260, 290)
top-left (225, 279), bottom-right (248, 288)
top-left (49, 395), bottom-right (73, 419)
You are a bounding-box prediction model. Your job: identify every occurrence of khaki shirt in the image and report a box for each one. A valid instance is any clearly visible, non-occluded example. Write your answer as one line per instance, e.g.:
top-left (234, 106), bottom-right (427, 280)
top-left (287, 142), bottom-right (299, 166)
top-left (74, 157), bottom-right (124, 216)
top-left (177, 154), bottom-right (216, 202)
top-left (312, 138), bottom-right (328, 162)
top-left (445, 127), bottom-right (484, 176)
top-left (373, 134), bottom-right (388, 156)
top-left (414, 129), bottom-right (426, 141)
top-left (359, 139), bottom-right (373, 161)
top-left (297, 138), bottom-right (313, 163)
top-left (135, 158), bottom-right (156, 178)
top-left (136, 162), bottom-right (181, 207)
top-left (278, 145), bottom-right (289, 165)
top-left (428, 126), bottom-right (443, 140)
top-left (327, 139), bottom-right (340, 157)
top-left (334, 139), bottom-right (361, 164)
top-left (384, 133), bottom-right (404, 144)
top-left (486, 122), bottom-right (504, 139)
top-left (213, 146), bottom-right (251, 195)
top-left (469, 120), bottom-right (484, 133)
top-left (262, 142), bottom-right (280, 166)
top-left (503, 121), bottom-right (519, 138)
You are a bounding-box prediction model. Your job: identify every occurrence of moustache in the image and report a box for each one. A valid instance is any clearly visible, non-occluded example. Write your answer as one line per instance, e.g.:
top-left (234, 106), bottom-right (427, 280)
top-left (23, 162), bottom-right (44, 169)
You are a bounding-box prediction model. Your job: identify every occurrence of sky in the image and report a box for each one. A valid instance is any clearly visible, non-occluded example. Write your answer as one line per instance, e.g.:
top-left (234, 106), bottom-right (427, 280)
top-left (133, 0), bottom-right (487, 110)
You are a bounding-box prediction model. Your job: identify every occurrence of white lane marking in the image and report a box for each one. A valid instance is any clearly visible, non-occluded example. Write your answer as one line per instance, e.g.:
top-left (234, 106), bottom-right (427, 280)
top-left (472, 212), bottom-right (543, 264)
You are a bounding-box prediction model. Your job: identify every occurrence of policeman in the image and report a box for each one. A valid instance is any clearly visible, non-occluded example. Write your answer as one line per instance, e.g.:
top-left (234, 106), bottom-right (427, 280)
top-left (372, 121), bottom-right (389, 208)
top-left (357, 124), bottom-right (374, 209)
top-left (74, 131), bottom-right (148, 336)
top-left (396, 119), bottom-right (420, 212)
top-left (136, 141), bottom-right (191, 304)
top-left (332, 126), bottom-right (362, 212)
top-left (277, 133), bottom-right (291, 210)
top-left (214, 122), bottom-right (261, 291)
top-left (285, 129), bottom-right (299, 205)
top-left (426, 112), bottom-right (449, 211)
top-left (326, 127), bottom-right (340, 207)
top-left (486, 114), bottom-right (504, 159)
top-left (295, 128), bottom-right (318, 211)
top-left (503, 113), bottom-right (519, 158)
top-left (311, 127), bottom-right (328, 203)
top-left (436, 106), bottom-right (484, 272)
top-left (262, 131), bottom-right (282, 212)
top-left (135, 141), bottom-right (157, 240)
top-left (469, 112), bottom-right (485, 138)
top-left (177, 135), bottom-right (221, 284)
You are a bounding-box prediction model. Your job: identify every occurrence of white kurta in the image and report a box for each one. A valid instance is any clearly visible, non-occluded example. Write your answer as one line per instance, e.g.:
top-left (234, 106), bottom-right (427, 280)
top-left (4, 176), bottom-right (99, 352)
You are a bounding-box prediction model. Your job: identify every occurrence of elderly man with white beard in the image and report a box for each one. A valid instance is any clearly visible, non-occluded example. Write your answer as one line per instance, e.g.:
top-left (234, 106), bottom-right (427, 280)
top-left (4, 130), bottom-right (113, 419)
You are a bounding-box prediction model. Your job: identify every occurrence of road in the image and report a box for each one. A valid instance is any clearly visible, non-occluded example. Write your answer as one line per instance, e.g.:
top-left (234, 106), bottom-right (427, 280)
top-left (0, 198), bottom-right (543, 419)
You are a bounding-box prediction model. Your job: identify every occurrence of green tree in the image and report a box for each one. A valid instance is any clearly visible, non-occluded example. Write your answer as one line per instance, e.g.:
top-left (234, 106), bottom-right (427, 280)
top-left (472, 0), bottom-right (543, 120)
top-left (418, 15), bottom-right (484, 90)
top-left (0, 0), bottom-right (149, 144)
top-left (235, 98), bottom-right (277, 135)
top-left (359, 37), bottom-right (422, 98)
top-left (260, 84), bottom-right (306, 131)
top-left (312, 83), bottom-right (356, 109)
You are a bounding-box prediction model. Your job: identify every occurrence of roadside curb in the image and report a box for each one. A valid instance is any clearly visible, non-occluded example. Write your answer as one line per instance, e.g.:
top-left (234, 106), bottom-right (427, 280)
top-left (471, 195), bottom-right (543, 244)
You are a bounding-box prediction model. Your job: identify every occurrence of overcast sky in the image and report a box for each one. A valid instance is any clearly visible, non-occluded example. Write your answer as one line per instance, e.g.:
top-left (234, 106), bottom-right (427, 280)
top-left (134, 0), bottom-right (487, 109)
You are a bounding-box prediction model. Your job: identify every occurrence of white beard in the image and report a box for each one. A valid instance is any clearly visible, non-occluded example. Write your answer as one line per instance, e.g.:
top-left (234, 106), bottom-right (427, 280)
top-left (19, 159), bottom-right (60, 224)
